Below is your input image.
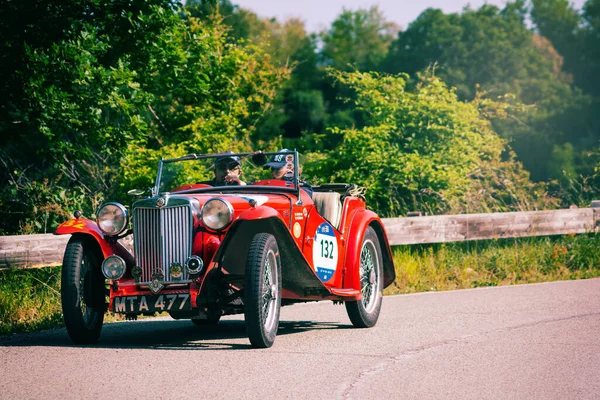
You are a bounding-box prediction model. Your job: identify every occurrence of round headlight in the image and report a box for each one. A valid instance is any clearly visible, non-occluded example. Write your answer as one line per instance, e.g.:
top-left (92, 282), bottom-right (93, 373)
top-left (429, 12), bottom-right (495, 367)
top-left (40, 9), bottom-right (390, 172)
top-left (97, 202), bottom-right (128, 236)
top-left (201, 198), bottom-right (233, 231)
top-left (101, 255), bottom-right (126, 280)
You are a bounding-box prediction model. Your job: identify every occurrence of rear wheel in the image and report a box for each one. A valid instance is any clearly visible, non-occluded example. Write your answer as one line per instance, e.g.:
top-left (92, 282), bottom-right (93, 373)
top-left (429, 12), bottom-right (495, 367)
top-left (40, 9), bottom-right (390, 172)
top-left (244, 233), bottom-right (282, 348)
top-left (345, 226), bottom-right (383, 328)
top-left (61, 237), bottom-right (106, 344)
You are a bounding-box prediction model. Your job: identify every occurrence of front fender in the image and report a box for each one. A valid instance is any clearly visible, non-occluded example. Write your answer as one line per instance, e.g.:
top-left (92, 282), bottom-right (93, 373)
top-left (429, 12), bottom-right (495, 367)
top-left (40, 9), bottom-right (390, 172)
top-left (343, 210), bottom-right (395, 291)
top-left (54, 218), bottom-right (133, 264)
top-left (214, 212), bottom-right (331, 298)
top-left (236, 205), bottom-right (281, 221)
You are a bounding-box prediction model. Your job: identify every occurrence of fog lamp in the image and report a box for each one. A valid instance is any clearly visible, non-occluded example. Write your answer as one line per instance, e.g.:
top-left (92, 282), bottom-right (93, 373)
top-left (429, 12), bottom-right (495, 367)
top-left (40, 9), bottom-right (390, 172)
top-left (186, 256), bottom-right (204, 275)
top-left (101, 255), bottom-right (126, 280)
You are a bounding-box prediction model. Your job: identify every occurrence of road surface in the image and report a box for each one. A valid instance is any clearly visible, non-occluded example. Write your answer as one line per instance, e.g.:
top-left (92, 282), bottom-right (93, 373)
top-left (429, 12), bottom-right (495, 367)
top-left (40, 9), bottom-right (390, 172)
top-left (1, 278), bottom-right (599, 399)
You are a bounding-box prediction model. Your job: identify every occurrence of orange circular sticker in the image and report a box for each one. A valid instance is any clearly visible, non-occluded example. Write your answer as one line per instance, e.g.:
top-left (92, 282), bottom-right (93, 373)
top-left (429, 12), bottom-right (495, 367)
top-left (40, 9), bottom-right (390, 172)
top-left (293, 222), bottom-right (302, 238)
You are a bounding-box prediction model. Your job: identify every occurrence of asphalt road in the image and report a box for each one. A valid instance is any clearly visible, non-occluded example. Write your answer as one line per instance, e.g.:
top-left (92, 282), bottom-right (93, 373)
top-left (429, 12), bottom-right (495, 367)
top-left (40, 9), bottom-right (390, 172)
top-left (1, 278), bottom-right (599, 400)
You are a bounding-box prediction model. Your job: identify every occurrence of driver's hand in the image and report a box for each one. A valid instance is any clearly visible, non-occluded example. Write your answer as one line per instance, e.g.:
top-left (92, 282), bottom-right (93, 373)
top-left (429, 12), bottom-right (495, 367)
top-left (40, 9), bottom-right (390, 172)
top-left (224, 174), bottom-right (241, 185)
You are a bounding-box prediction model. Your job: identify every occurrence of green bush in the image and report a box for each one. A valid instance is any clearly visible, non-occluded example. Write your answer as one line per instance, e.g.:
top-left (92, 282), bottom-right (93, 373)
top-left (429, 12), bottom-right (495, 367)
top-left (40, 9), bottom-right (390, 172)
top-left (305, 69), bottom-right (556, 217)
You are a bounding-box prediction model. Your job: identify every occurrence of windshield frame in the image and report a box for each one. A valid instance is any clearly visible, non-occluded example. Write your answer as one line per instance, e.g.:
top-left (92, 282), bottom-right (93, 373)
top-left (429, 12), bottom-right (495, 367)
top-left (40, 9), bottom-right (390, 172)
top-left (152, 150), bottom-right (303, 203)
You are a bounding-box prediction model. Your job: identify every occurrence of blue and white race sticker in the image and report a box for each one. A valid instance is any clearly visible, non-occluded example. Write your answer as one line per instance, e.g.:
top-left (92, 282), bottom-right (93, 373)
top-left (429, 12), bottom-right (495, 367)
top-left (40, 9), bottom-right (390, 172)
top-left (313, 222), bottom-right (338, 282)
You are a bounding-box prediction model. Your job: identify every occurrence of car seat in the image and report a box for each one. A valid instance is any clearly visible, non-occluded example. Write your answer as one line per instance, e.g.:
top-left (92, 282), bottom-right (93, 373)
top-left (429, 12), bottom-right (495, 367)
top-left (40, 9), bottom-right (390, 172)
top-left (312, 192), bottom-right (342, 229)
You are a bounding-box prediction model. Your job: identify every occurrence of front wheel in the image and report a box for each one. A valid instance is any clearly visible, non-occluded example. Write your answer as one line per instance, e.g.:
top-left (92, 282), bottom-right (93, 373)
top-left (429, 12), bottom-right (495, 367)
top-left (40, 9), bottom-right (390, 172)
top-left (345, 226), bottom-right (384, 328)
top-left (244, 233), bottom-right (282, 348)
top-left (61, 237), bottom-right (106, 344)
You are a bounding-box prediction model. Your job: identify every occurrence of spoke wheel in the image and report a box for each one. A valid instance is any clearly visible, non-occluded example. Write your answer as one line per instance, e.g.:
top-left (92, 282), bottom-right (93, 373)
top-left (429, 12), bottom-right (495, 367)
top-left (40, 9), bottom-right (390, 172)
top-left (345, 226), bottom-right (383, 328)
top-left (61, 237), bottom-right (106, 344)
top-left (244, 233), bottom-right (282, 348)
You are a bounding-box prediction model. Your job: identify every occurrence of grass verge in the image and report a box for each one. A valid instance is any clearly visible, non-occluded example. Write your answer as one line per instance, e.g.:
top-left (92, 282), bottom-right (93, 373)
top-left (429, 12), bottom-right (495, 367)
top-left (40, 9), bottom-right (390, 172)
top-left (0, 267), bottom-right (63, 335)
top-left (385, 233), bottom-right (600, 295)
top-left (2, 234), bottom-right (599, 335)
top-left (0, 267), bottom-right (123, 336)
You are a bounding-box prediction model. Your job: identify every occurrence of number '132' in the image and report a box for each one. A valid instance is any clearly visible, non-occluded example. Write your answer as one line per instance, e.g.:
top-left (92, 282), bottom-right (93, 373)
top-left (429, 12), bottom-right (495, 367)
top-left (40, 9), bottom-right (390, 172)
top-left (320, 239), bottom-right (334, 259)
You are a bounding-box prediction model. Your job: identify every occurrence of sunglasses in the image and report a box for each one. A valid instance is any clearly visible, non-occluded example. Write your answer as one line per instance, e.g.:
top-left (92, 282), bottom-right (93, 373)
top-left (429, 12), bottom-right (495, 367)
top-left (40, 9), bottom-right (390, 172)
top-left (216, 162), bottom-right (241, 173)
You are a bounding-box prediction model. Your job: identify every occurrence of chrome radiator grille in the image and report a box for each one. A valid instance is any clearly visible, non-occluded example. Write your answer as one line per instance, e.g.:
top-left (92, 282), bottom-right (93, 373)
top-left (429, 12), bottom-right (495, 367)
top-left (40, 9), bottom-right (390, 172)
top-left (133, 205), bottom-right (193, 283)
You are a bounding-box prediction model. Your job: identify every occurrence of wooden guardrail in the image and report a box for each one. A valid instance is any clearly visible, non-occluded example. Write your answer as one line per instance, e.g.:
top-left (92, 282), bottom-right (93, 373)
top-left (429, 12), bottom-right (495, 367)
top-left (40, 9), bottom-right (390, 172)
top-left (385, 206), bottom-right (600, 245)
top-left (1, 204), bottom-right (599, 269)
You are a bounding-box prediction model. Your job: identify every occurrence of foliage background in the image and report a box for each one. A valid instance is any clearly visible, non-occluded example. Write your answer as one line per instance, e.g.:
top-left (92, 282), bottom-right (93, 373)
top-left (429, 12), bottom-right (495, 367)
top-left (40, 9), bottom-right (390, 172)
top-left (1, 0), bottom-right (600, 234)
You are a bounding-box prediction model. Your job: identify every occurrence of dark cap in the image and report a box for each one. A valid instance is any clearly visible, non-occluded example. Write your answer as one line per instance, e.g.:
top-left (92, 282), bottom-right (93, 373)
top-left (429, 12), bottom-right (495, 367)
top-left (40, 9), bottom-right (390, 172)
top-left (264, 149), bottom-right (292, 169)
top-left (214, 151), bottom-right (241, 170)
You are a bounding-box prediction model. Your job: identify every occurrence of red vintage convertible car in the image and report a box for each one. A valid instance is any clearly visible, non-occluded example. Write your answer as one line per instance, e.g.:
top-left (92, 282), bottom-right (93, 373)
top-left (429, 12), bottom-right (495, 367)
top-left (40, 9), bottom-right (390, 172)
top-left (55, 150), bottom-right (395, 348)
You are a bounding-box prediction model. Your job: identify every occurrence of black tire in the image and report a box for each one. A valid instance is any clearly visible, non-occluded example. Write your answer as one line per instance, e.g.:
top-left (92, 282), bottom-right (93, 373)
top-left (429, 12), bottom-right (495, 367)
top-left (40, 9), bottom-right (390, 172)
top-left (61, 237), bottom-right (105, 344)
top-left (345, 226), bottom-right (384, 328)
top-left (244, 233), bottom-right (282, 348)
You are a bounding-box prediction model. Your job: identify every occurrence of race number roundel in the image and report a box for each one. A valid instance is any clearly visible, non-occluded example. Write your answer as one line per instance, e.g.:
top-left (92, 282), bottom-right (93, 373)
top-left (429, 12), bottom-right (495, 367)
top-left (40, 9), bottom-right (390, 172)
top-left (313, 222), bottom-right (338, 282)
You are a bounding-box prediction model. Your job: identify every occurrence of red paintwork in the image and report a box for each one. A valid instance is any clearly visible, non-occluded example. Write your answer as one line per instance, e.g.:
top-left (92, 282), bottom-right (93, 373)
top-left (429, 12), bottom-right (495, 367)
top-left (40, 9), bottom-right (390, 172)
top-left (341, 209), bottom-right (395, 291)
top-left (54, 218), bottom-right (131, 261)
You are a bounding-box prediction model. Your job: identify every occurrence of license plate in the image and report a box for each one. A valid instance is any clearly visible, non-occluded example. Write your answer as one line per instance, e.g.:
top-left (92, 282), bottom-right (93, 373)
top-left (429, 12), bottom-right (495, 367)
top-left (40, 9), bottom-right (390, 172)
top-left (113, 294), bottom-right (191, 313)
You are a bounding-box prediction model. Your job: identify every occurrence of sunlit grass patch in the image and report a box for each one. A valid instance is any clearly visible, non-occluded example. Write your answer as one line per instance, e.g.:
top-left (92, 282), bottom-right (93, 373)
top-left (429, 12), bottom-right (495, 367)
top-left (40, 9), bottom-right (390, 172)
top-left (385, 234), bottom-right (600, 295)
top-left (0, 267), bottom-right (63, 335)
top-left (0, 267), bottom-right (124, 335)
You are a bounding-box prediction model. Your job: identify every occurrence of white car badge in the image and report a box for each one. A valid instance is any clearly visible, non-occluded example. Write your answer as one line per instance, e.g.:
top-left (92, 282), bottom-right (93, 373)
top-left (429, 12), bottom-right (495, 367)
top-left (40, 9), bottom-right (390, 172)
top-left (156, 197), bottom-right (165, 208)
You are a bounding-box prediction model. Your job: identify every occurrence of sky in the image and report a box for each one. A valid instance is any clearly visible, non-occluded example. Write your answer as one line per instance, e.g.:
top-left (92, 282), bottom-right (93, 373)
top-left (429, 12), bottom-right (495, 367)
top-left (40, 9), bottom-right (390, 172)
top-left (231, 0), bottom-right (588, 32)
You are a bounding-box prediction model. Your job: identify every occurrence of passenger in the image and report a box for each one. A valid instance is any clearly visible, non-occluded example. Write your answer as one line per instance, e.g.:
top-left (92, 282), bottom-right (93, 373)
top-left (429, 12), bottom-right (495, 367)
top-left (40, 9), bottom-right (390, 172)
top-left (264, 149), bottom-right (313, 198)
top-left (204, 152), bottom-right (246, 186)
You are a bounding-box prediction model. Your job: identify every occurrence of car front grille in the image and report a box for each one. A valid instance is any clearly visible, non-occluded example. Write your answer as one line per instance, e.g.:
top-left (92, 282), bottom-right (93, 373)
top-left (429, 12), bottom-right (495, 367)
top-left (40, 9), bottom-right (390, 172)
top-left (133, 204), bottom-right (193, 283)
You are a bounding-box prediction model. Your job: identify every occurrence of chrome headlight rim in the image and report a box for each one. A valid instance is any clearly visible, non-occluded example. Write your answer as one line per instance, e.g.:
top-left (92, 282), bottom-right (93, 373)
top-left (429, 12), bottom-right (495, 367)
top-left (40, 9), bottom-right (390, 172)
top-left (186, 255), bottom-right (205, 275)
top-left (101, 255), bottom-right (126, 280)
top-left (201, 198), bottom-right (234, 231)
top-left (97, 202), bottom-right (129, 237)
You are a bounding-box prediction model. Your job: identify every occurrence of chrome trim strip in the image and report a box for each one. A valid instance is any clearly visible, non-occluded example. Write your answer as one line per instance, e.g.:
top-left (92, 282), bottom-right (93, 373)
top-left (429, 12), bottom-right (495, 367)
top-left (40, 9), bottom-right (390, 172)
top-left (118, 280), bottom-right (193, 287)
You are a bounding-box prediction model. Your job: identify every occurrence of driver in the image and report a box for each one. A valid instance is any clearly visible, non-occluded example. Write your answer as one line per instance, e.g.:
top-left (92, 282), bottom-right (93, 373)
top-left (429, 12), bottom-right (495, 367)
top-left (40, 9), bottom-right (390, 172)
top-left (264, 149), bottom-right (313, 198)
top-left (204, 152), bottom-right (246, 186)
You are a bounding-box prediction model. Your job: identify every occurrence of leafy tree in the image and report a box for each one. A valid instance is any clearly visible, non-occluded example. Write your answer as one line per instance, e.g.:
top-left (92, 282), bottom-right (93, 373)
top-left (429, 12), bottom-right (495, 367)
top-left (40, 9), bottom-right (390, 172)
top-left (530, 0), bottom-right (582, 75)
top-left (382, 2), bottom-right (592, 183)
top-left (316, 7), bottom-right (398, 147)
top-left (581, 0), bottom-right (600, 97)
top-left (121, 14), bottom-right (288, 190)
top-left (0, 1), bottom-right (287, 234)
top-left (320, 6), bottom-right (397, 72)
top-left (185, 0), bottom-right (265, 43)
top-left (193, 7), bottom-right (327, 146)
top-left (0, 0), bottom-right (179, 233)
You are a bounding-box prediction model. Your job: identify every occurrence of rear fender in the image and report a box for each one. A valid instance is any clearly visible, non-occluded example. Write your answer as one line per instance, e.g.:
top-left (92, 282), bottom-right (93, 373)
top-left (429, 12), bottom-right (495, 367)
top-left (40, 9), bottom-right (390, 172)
top-left (214, 208), bottom-right (330, 297)
top-left (343, 210), bottom-right (395, 291)
top-left (54, 218), bottom-right (134, 265)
